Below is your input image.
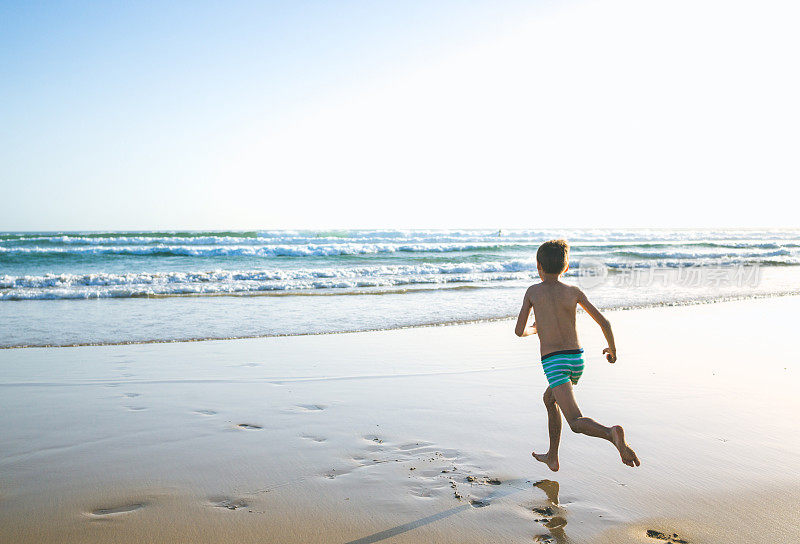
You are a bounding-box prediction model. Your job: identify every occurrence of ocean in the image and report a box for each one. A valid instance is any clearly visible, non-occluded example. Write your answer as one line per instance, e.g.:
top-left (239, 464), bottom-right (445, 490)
top-left (2, 229), bottom-right (799, 348)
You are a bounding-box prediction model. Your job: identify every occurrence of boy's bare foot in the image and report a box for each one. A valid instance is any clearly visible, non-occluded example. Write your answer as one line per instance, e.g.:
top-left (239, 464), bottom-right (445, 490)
top-left (532, 451), bottom-right (560, 472)
top-left (610, 426), bottom-right (640, 467)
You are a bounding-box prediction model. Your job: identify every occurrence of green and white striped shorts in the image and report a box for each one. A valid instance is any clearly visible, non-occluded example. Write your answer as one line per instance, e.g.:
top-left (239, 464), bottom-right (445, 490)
top-left (541, 348), bottom-right (585, 388)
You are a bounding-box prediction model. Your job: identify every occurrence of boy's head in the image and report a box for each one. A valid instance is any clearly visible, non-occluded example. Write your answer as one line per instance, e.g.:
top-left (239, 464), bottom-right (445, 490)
top-left (536, 239), bottom-right (569, 275)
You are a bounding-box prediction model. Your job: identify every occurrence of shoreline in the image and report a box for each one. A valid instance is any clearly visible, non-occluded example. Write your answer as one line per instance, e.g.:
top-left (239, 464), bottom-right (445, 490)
top-left (3, 289), bottom-right (799, 350)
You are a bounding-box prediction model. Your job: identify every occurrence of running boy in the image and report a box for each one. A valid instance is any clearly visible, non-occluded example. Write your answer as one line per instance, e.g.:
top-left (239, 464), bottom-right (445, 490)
top-left (515, 240), bottom-right (640, 470)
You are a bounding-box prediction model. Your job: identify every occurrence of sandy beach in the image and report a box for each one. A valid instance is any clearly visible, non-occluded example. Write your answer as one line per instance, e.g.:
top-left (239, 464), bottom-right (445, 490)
top-left (1, 296), bottom-right (799, 543)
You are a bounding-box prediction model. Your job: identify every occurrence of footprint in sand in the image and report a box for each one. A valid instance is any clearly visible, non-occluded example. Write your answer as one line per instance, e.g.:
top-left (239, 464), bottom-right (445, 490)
top-left (646, 530), bottom-right (690, 543)
top-left (224, 362), bottom-right (263, 368)
top-left (300, 434), bottom-right (327, 443)
top-left (282, 403), bottom-right (328, 414)
top-left (90, 502), bottom-right (147, 517)
top-left (237, 423), bottom-right (262, 430)
top-left (208, 496), bottom-right (249, 510)
top-left (398, 440), bottom-right (433, 450)
top-left (345, 435), bottom-right (509, 507)
top-left (296, 404), bottom-right (326, 411)
top-left (408, 484), bottom-right (435, 499)
top-left (465, 475), bottom-right (501, 485)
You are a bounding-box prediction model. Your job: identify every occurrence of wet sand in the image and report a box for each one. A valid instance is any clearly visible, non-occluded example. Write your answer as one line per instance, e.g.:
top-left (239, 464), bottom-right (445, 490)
top-left (1, 296), bottom-right (799, 543)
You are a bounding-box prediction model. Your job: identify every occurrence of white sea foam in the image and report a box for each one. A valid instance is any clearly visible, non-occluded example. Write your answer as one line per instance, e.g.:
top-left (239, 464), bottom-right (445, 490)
top-left (2, 253), bottom-right (797, 301)
top-left (0, 242), bottom-right (526, 256)
top-left (0, 261), bottom-right (543, 299)
top-left (2, 240), bottom-right (799, 260)
top-left (611, 248), bottom-right (793, 259)
top-left (4, 228), bottom-right (800, 246)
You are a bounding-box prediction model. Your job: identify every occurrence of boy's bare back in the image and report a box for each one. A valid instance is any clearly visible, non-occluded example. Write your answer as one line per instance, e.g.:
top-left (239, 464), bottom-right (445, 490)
top-left (517, 278), bottom-right (615, 363)
top-left (526, 281), bottom-right (582, 357)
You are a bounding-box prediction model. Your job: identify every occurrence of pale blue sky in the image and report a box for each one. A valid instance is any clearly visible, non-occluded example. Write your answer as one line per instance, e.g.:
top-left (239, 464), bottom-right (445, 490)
top-left (2, 0), bottom-right (799, 230)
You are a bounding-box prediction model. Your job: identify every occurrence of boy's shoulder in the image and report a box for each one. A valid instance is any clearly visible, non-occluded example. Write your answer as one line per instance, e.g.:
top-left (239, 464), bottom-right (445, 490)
top-left (526, 280), bottom-right (582, 292)
top-left (526, 281), bottom-right (585, 300)
top-left (525, 282), bottom-right (542, 298)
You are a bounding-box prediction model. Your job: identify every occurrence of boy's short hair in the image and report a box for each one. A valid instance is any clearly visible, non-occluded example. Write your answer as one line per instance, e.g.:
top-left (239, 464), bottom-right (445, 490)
top-left (537, 240), bottom-right (570, 274)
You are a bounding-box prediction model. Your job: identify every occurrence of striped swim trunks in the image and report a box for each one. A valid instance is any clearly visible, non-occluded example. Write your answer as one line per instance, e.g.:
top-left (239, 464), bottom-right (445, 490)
top-left (541, 348), bottom-right (585, 388)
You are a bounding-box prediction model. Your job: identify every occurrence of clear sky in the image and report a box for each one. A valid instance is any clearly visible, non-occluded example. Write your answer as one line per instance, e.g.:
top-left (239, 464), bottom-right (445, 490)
top-left (2, 0), bottom-right (799, 231)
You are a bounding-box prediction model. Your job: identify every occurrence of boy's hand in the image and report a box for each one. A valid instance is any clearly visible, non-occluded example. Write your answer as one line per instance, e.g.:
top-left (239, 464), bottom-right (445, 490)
top-left (603, 347), bottom-right (617, 364)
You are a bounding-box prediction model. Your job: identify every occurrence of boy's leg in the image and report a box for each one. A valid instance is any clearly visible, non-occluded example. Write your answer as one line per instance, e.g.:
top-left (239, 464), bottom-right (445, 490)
top-left (551, 382), bottom-right (641, 467)
top-left (532, 387), bottom-right (561, 472)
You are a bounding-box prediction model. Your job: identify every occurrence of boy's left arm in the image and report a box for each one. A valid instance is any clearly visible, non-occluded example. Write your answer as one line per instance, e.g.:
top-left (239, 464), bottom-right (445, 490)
top-left (514, 287), bottom-right (537, 337)
top-left (576, 288), bottom-right (617, 363)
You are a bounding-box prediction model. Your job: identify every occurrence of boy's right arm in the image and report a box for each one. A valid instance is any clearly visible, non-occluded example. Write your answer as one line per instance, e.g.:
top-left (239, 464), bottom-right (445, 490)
top-left (576, 288), bottom-right (617, 363)
top-left (514, 287), bottom-right (537, 337)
